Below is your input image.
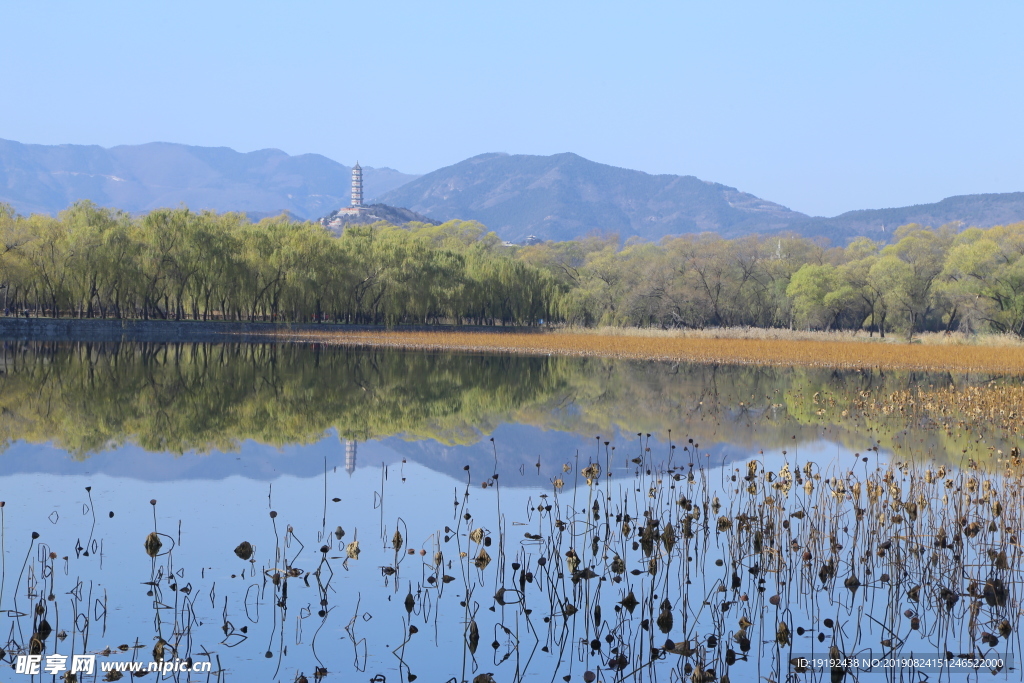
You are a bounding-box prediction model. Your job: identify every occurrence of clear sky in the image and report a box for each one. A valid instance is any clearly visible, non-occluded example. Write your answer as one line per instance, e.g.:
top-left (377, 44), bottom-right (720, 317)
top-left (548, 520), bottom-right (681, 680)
top-left (2, 1), bottom-right (1021, 217)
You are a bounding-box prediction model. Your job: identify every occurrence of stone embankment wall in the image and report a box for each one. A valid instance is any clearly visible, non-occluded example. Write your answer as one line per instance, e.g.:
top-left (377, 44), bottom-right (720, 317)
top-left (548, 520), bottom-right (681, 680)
top-left (0, 318), bottom-right (536, 343)
top-left (0, 318), bottom-right (335, 343)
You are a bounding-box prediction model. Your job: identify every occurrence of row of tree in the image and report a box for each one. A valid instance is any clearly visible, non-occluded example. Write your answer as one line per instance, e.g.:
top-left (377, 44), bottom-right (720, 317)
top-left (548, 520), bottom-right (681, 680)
top-left (520, 222), bottom-right (1024, 336)
top-left (2, 201), bottom-right (1023, 335)
top-left (0, 202), bottom-right (552, 325)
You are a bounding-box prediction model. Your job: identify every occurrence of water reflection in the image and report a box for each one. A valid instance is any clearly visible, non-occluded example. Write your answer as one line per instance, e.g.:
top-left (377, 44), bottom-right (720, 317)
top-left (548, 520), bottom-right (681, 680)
top-left (1, 341), bottom-right (1021, 475)
top-left (2, 341), bottom-right (1024, 681)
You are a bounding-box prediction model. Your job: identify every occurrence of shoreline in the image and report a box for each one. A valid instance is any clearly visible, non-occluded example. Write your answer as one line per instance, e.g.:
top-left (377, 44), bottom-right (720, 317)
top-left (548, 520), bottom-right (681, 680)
top-left (0, 318), bottom-right (535, 344)
top-left (267, 329), bottom-right (1024, 374)
top-left (3, 318), bottom-right (1023, 373)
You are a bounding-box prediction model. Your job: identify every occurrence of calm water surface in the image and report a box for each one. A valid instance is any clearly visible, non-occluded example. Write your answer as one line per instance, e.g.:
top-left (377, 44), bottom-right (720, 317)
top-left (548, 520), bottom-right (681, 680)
top-left (1, 342), bottom-right (1022, 682)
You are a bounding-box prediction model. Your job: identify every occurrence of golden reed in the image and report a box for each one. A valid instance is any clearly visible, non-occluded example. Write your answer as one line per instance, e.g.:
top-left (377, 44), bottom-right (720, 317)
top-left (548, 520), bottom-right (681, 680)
top-left (265, 329), bottom-right (1024, 375)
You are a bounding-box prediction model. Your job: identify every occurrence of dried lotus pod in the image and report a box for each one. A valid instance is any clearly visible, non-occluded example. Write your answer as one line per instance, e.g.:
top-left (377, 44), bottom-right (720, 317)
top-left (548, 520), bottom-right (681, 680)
top-left (144, 532), bottom-right (163, 558)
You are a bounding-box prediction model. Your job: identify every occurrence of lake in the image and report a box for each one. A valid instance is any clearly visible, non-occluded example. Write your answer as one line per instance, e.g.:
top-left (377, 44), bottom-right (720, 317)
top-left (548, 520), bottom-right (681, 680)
top-left (1, 341), bottom-right (1021, 682)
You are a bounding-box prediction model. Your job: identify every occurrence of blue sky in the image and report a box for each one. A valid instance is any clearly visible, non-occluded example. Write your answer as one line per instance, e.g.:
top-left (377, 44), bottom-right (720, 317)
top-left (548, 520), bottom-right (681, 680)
top-left (2, 1), bottom-right (1021, 217)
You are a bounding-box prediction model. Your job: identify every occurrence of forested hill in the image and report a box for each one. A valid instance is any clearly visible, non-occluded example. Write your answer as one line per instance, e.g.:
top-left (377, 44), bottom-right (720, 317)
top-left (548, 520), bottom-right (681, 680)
top-left (0, 139), bottom-right (417, 220)
top-left (373, 152), bottom-right (809, 243)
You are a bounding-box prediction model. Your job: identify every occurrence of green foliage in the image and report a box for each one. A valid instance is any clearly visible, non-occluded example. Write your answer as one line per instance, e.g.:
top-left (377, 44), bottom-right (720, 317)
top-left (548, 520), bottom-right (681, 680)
top-left (787, 264), bottom-right (856, 329)
top-left (0, 204), bottom-right (553, 326)
top-left (522, 222), bottom-right (1024, 337)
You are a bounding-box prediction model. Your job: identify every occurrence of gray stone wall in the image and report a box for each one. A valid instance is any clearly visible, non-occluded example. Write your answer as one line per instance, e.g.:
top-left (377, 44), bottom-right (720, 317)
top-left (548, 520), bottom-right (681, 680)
top-left (0, 318), bottom-right (535, 343)
top-left (0, 318), bottom-right (325, 343)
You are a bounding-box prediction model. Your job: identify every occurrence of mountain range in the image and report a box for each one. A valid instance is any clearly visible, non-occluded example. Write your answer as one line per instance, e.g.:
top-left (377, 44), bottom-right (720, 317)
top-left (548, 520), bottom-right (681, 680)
top-left (375, 152), bottom-right (805, 242)
top-left (0, 138), bottom-right (416, 220)
top-left (2, 138), bottom-right (1023, 243)
top-left (377, 153), bottom-right (1024, 243)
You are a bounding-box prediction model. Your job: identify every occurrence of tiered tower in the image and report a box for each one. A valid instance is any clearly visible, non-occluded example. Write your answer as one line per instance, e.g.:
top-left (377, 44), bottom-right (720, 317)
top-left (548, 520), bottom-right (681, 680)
top-left (319, 161), bottom-right (438, 231)
top-left (350, 162), bottom-right (363, 207)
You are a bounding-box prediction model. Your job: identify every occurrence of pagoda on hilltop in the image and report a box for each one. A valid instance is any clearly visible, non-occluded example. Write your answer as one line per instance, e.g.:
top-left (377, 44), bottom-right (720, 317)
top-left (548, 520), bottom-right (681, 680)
top-left (318, 162), bottom-right (440, 233)
top-left (350, 162), bottom-right (363, 207)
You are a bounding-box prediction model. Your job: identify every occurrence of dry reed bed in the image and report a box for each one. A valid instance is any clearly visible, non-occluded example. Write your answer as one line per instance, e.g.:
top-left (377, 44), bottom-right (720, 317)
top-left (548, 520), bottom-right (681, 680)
top-left (269, 329), bottom-right (1024, 374)
top-left (563, 326), bottom-right (1024, 346)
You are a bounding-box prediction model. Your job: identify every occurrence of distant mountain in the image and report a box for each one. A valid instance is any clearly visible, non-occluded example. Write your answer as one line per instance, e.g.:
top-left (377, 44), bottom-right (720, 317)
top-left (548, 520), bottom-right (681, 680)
top-left (788, 193), bottom-right (1024, 241)
top-left (0, 138), bottom-right (417, 220)
top-left (373, 152), bottom-right (808, 242)
top-left (374, 152), bottom-right (1024, 243)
